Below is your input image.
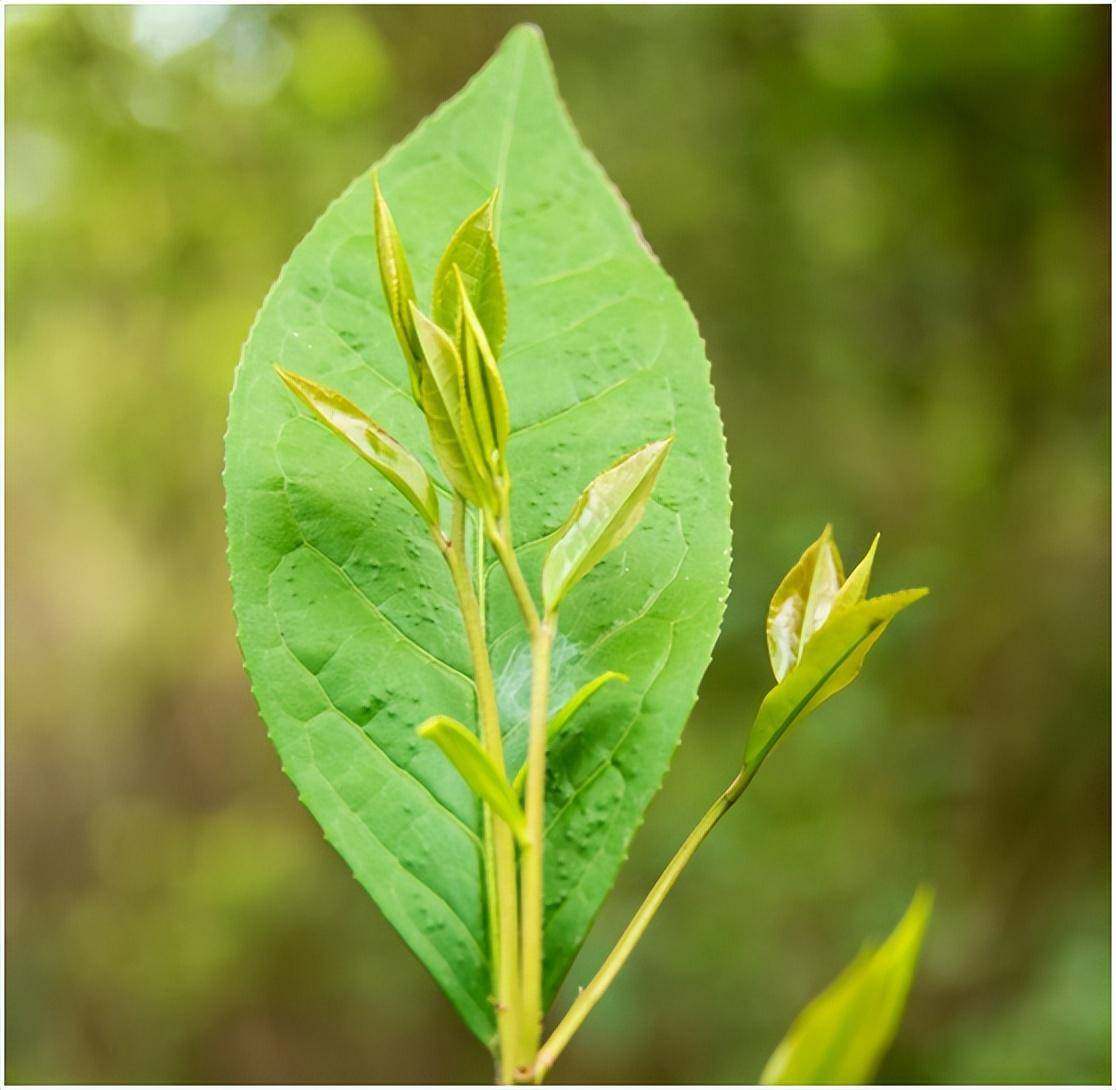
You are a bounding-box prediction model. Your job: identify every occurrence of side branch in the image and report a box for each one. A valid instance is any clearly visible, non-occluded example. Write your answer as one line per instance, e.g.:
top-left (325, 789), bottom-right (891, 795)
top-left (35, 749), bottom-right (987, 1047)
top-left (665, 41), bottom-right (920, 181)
top-left (532, 764), bottom-right (755, 1082)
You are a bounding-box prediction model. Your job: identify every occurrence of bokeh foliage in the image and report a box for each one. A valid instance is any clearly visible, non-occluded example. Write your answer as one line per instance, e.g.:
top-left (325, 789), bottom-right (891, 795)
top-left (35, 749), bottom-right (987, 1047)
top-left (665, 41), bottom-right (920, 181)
top-left (6, 5), bottom-right (1109, 1083)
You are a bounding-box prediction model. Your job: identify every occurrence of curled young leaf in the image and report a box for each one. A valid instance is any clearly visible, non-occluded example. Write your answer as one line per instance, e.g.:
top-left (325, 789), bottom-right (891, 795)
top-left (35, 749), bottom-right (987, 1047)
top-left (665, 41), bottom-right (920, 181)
top-left (372, 173), bottom-right (423, 402)
top-left (760, 886), bottom-right (933, 1085)
top-left (274, 366), bottom-right (440, 529)
top-left (432, 193), bottom-right (507, 356)
top-left (542, 438), bottom-right (673, 614)
top-left (409, 302), bottom-right (496, 511)
top-left (456, 265), bottom-right (510, 487)
top-left (745, 587), bottom-right (929, 770)
top-left (767, 525), bottom-right (845, 682)
top-left (512, 671), bottom-right (628, 794)
top-left (417, 715), bottom-right (528, 846)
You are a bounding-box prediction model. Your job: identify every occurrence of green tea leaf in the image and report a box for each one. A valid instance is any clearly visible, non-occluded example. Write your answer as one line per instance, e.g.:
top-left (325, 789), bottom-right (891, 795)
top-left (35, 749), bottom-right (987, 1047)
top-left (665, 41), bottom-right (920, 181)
top-left (810, 535), bottom-right (890, 708)
top-left (547, 669), bottom-right (628, 743)
top-left (275, 366), bottom-right (439, 528)
top-left (410, 302), bottom-right (494, 509)
top-left (432, 194), bottom-right (507, 356)
top-left (372, 173), bottom-right (423, 401)
top-left (760, 887), bottom-right (933, 1085)
top-left (225, 25), bottom-right (732, 1041)
top-left (767, 525), bottom-right (845, 682)
top-left (542, 437), bottom-right (673, 613)
top-left (746, 589), bottom-right (928, 769)
top-left (512, 671), bottom-right (628, 794)
top-left (831, 532), bottom-right (879, 614)
top-left (418, 715), bottom-right (527, 846)
top-left (457, 266), bottom-right (510, 487)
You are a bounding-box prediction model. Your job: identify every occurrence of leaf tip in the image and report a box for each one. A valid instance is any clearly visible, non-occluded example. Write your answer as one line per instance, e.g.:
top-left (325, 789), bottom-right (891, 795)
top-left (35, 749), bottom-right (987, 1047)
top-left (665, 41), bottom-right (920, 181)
top-left (909, 882), bottom-right (935, 921)
top-left (371, 169), bottom-right (391, 223)
top-left (645, 434), bottom-right (675, 467)
top-left (415, 715), bottom-right (441, 740)
top-left (505, 22), bottom-right (545, 50)
top-left (273, 364), bottom-right (306, 398)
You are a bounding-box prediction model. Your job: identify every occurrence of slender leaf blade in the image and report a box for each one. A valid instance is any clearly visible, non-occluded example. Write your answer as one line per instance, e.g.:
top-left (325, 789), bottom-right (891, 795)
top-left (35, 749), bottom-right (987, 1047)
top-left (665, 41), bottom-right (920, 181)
top-left (831, 532), bottom-right (879, 614)
top-left (433, 195), bottom-right (507, 356)
top-left (512, 671), bottom-right (628, 794)
top-left (372, 173), bottom-right (423, 401)
top-left (410, 303), bottom-right (493, 508)
top-left (457, 266), bottom-right (510, 464)
top-left (760, 887), bottom-right (933, 1085)
top-left (418, 715), bottom-right (527, 845)
top-left (547, 669), bottom-right (628, 743)
top-left (542, 437), bottom-right (673, 613)
top-left (275, 366), bottom-right (440, 528)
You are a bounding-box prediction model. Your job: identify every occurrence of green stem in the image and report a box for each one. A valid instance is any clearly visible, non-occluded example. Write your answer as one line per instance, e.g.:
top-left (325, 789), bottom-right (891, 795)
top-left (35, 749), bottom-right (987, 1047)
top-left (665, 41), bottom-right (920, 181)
top-left (472, 508), bottom-right (504, 1074)
top-left (486, 512), bottom-right (549, 1080)
top-left (489, 514), bottom-right (540, 640)
top-left (517, 613), bottom-right (554, 1072)
top-left (474, 506), bottom-right (488, 634)
top-left (532, 764), bottom-right (757, 1082)
top-left (443, 498), bottom-right (521, 1081)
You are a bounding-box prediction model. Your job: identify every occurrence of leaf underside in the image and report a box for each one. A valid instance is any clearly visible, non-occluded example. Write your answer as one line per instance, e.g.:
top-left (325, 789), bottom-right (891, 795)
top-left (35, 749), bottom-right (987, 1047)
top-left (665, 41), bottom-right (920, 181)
top-left (224, 25), bottom-right (731, 1044)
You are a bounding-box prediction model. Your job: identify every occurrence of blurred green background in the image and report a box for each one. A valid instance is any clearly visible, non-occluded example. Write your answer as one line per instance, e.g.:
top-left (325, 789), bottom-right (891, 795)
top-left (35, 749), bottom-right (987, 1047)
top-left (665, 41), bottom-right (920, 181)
top-left (6, 5), bottom-right (1110, 1084)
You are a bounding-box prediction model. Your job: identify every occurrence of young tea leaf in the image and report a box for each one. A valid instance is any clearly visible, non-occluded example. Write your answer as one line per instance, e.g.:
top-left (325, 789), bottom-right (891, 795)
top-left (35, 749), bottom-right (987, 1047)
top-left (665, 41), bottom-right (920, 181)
top-left (410, 302), bottom-right (495, 510)
top-left (432, 194), bottom-right (507, 356)
top-left (547, 670), bottom-right (628, 743)
top-left (767, 525), bottom-right (845, 682)
top-left (831, 532), bottom-right (879, 614)
top-left (372, 174), bottom-right (423, 401)
top-left (512, 671), bottom-right (628, 795)
top-left (225, 25), bottom-right (733, 1040)
top-left (275, 366), bottom-right (440, 529)
top-left (746, 588), bottom-right (928, 770)
top-left (760, 887), bottom-right (933, 1085)
top-left (456, 266), bottom-right (510, 485)
top-left (542, 437), bottom-right (673, 614)
top-left (418, 715), bottom-right (528, 846)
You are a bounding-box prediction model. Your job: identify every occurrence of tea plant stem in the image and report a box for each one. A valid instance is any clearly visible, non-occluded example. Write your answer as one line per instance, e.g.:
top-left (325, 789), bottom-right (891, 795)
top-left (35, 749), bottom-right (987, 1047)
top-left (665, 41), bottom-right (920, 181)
top-left (487, 513), bottom-right (551, 1076)
top-left (489, 515), bottom-right (541, 639)
top-left (517, 612), bottom-right (554, 1072)
top-left (474, 507), bottom-right (488, 632)
top-left (444, 497), bottom-right (521, 1081)
top-left (532, 763), bottom-right (757, 1082)
top-left (472, 509), bottom-right (506, 1070)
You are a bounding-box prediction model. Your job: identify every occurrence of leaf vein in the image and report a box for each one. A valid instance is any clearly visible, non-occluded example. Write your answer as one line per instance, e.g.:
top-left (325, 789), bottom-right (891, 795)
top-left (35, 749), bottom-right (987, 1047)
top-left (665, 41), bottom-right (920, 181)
top-left (273, 629), bottom-right (484, 851)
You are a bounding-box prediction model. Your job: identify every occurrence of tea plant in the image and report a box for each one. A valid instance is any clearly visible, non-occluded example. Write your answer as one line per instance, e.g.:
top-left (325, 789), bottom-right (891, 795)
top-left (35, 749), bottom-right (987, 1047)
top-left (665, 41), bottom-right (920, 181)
top-left (225, 26), bottom-right (930, 1084)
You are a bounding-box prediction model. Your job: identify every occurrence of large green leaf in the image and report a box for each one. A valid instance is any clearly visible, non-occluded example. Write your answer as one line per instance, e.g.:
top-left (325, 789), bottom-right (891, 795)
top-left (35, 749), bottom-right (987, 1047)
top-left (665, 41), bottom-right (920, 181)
top-left (224, 25), bottom-right (731, 1043)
